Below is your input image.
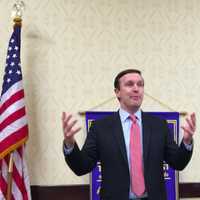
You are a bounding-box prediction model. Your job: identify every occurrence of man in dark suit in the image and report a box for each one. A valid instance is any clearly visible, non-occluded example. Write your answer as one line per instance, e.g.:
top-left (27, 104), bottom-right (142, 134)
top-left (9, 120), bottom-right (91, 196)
top-left (62, 69), bottom-right (196, 200)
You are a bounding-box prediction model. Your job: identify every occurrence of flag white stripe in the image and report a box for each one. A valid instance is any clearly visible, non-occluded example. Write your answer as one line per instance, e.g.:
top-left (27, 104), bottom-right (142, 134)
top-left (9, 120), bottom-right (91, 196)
top-left (22, 148), bottom-right (32, 199)
top-left (0, 189), bottom-right (6, 200)
top-left (2, 159), bottom-right (8, 179)
top-left (12, 178), bottom-right (23, 200)
top-left (0, 116), bottom-right (27, 142)
top-left (1, 151), bottom-right (30, 200)
top-left (1, 159), bottom-right (8, 199)
top-left (0, 81), bottom-right (23, 105)
top-left (13, 150), bottom-right (23, 177)
top-left (0, 99), bottom-right (25, 123)
top-left (2, 157), bottom-right (23, 200)
top-left (23, 164), bottom-right (32, 200)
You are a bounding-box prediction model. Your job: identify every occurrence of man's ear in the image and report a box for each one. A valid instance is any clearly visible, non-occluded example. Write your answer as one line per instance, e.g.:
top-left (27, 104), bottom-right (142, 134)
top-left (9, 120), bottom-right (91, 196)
top-left (114, 88), bottom-right (120, 100)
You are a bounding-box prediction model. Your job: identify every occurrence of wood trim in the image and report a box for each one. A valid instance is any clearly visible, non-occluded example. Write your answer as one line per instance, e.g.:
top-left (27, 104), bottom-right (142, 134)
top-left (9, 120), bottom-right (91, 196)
top-left (179, 183), bottom-right (200, 198)
top-left (31, 183), bottom-right (200, 200)
top-left (31, 185), bottom-right (89, 200)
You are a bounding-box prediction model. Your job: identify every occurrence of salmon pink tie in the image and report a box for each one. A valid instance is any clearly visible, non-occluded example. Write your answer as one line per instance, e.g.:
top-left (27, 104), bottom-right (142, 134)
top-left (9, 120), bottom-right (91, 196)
top-left (130, 115), bottom-right (145, 197)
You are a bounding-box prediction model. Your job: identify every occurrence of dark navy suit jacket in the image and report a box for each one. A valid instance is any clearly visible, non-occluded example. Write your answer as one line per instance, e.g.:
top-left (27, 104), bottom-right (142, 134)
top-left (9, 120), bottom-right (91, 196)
top-left (64, 112), bottom-right (192, 200)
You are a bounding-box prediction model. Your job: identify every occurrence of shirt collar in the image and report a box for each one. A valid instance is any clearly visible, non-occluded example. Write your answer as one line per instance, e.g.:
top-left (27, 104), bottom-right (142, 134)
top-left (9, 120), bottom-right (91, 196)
top-left (119, 108), bottom-right (142, 122)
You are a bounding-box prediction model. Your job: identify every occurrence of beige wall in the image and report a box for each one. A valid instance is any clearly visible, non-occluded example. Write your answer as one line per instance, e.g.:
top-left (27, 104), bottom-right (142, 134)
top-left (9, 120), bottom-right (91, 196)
top-left (0, 0), bottom-right (199, 190)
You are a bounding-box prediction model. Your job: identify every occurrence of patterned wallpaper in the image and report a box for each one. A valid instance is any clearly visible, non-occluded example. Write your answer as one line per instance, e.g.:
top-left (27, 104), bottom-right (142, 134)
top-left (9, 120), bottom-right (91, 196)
top-left (0, 0), bottom-right (199, 186)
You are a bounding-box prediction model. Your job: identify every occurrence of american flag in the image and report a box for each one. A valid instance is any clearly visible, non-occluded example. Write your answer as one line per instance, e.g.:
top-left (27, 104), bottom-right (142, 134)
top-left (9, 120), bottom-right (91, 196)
top-left (0, 22), bottom-right (31, 199)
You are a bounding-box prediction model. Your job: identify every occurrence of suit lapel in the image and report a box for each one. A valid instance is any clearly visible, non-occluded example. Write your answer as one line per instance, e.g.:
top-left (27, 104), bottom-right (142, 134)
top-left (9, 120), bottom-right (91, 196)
top-left (142, 112), bottom-right (152, 166)
top-left (112, 112), bottom-right (129, 165)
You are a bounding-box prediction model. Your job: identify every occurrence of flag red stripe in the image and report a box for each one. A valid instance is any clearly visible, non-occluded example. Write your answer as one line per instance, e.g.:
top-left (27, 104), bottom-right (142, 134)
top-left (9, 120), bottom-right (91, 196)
top-left (0, 125), bottom-right (28, 153)
top-left (2, 156), bottom-right (16, 200)
top-left (12, 157), bottom-right (28, 200)
top-left (0, 175), bottom-right (7, 197)
top-left (0, 157), bottom-right (8, 197)
top-left (17, 145), bottom-right (23, 158)
top-left (0, 107), bottom-right (26, 130)
top-left (1, 179), bottom-right (15, 200)
top-left (0, 90), bottom-right (24, 115)
top-left (3, 148), bottom-right (28, 200)
top-left (4, 154), bottom-right (10, 164)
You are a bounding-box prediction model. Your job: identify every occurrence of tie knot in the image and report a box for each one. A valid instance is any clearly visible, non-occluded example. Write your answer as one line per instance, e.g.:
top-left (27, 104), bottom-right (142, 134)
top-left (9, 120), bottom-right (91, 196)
top-left (130, 115), bottom-right (137, 123)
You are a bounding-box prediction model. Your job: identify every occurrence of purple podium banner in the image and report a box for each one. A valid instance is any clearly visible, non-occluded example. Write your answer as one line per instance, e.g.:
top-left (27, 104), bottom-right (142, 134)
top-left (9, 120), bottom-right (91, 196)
top-left (85, 112), bottom-right (179, 200)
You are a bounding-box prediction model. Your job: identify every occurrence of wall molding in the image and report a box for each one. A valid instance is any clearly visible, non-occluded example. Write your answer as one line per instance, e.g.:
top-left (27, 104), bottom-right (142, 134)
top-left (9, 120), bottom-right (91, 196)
top-left (31, 185), bottom-right (89, 200)
top-left (31, 183), bottom-right (200, 200)
top-left (179, 183), bottom-right (200, 198)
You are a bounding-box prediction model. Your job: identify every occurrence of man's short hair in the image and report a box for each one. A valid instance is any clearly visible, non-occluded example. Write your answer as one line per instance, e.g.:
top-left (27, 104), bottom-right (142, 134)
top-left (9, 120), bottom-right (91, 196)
top-left (114, 69), bottom-right (142, 89)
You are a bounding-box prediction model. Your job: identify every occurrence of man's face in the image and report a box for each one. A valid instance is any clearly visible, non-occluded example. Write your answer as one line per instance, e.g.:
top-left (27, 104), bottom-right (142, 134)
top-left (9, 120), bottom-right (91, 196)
top-left (115, 73), bottom-right (144, 113)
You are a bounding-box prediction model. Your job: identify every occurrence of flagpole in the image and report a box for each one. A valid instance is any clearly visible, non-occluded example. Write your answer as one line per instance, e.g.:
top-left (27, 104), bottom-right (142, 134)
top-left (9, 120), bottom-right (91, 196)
top-left (6, 153), bottom-right (13, 200)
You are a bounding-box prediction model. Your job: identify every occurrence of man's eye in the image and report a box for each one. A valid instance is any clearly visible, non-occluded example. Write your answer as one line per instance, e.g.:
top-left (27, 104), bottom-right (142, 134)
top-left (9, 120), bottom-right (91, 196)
top-left (126, 82), bottom-right (134, 86)
top-left (137, 82), bottom-right (144, 87)
top-left (125, 81), bottom-right (144, 87)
